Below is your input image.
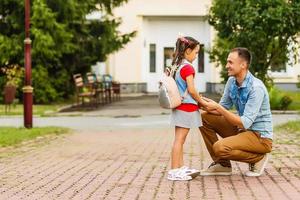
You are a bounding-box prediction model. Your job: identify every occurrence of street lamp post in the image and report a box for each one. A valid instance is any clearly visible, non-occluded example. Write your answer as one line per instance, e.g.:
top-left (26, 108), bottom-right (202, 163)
top-left (23, 0), bottom-right (33, 128)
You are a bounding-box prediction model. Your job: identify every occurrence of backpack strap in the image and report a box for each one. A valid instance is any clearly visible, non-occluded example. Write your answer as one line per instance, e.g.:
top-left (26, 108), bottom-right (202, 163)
top-left (164, 65), bottom-right (179, 78)
top-left (169, 64), bottom-right (189, 101)
top-left (164, 67), bottom-right (171, 76)
top-left (181, 89), bottom-right (188, 100)
top-left (172, 65), bottom-right (179, 79)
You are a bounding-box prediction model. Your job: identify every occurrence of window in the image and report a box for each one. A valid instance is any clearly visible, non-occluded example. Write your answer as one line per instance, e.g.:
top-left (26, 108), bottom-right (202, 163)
top-left (271, 62), bottom-right (286, 72)
top-left (198, 44), bottom-right (205, 73)
top-left (164, 47), bottom-right (174, 70)
top-left (149, 44), bottom-right (156, 73)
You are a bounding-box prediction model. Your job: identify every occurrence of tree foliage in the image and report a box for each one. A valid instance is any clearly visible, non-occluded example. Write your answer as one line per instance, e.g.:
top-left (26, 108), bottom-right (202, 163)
top-left (209, 0), bottom-right (300, 87)
top-left (0, 0), bottom-right (135, 103)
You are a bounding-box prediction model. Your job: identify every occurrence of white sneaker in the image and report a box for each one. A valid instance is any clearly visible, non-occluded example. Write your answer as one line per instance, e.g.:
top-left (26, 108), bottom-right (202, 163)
top-left (168, 168), bottom-right (178, 175)
top-left (180, 166), bottom-right (200, 178)
top-left (244, 154), bottom-right (269, 177)
top-left (167, 168), bottom-right (192, 181)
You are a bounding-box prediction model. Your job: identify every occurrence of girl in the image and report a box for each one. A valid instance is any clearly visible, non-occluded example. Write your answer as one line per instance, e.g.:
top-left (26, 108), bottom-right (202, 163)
top-left (168, 36), bottom-right (207, 181)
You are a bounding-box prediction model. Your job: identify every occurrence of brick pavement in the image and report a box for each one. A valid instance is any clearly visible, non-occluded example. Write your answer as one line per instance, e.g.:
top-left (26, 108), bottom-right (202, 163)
top-left (0, 126), bottom-right (299, 200)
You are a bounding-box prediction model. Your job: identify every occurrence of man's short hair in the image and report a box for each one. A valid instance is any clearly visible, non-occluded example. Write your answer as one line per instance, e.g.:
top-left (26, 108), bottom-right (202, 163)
top-left (230, 47), bottom-right (252, 66)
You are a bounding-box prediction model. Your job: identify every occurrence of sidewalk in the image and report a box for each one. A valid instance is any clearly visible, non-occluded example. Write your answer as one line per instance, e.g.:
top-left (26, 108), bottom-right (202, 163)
top-left (58, 94), bottom-right (170, 117)
top-left (57, 94), bottom-right (300, 117)
top-left (0, 95), bottom-right (299, 199)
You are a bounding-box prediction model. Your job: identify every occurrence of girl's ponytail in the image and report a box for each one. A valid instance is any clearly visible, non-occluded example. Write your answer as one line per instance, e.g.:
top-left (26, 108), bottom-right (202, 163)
top-left (171, 36), bottom-right (200, 66)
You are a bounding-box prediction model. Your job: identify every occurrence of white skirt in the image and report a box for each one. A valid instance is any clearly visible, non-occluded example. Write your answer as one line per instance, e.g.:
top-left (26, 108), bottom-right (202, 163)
top-left (170, 109), bottom-right (202, 128)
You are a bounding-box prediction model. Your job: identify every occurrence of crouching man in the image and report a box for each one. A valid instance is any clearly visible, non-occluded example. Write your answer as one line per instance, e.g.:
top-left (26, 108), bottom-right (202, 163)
top-left (200, 47), bottom-right (272, 177)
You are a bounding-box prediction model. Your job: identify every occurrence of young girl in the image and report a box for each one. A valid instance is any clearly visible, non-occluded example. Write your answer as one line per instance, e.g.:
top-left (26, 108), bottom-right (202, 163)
top-left (168, 36), bottom-right (207, 181)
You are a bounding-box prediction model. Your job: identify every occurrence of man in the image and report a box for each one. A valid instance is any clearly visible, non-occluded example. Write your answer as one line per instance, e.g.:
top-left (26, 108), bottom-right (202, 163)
top-left (200, 47), bottom-right (273, 177)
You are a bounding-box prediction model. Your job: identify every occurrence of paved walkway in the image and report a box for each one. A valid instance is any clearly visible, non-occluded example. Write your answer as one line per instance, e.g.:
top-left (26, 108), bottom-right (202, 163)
top-left (0, 95), bottom-right (299, 199)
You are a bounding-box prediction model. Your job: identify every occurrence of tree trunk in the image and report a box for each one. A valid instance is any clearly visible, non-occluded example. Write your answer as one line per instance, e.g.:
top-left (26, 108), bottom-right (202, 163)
top-left (4, 85), bottom-right (17, 104)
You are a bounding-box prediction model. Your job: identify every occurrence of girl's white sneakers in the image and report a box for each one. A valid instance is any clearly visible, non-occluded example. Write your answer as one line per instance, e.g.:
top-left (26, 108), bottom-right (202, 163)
top-left (167, 166), bottom-right (200, 181)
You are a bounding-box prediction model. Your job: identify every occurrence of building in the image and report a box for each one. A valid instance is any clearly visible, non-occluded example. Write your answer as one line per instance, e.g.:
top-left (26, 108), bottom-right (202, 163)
top-left (106, 0), bottom-right (300, 93)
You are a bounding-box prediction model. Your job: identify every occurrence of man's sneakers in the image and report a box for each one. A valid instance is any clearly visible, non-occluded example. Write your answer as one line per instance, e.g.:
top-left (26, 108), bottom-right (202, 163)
top-left (167, 166), bottom-right (200, 181)
top-left (244, 154), bottom-right (269, 177)
top-left (200, 162), bottom-right (232, 176)
top-left (168, 154), bottom-right (269, 180)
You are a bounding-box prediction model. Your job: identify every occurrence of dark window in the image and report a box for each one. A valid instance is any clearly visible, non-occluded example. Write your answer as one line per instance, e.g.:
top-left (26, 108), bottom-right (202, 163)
top-left (198, 44), bottom-right (205, 73)
top-left (271, 62), bottom-right (286, 72)
top-left (164, 47), bottom-right (174, 70)
top-left (149, 44), bottom-right (156, 73)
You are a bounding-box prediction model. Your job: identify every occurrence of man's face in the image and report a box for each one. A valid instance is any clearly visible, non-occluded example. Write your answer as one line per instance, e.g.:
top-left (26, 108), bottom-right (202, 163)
top-left (225, 52), bottom-right (245, 76)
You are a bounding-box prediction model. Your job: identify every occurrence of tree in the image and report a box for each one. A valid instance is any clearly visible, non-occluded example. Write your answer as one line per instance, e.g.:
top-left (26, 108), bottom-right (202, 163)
top-left (0, 0), bottom-right (135, 103)
top-left (209, 0), bottom-right (300, 87)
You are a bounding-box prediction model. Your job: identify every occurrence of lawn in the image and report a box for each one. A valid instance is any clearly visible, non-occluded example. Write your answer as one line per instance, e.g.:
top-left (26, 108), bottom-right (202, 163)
top-left (0, 126), bottom-right (70, 147)
top-left (206, 89), bottom-right (300, 110)
top-left (272, 120), bottom-right (300, 162)
top-left (274, 120), bottom-right (300, 146)
top-left (282, 91), bottom-right (300, 110)
top-left (274, 120), bottom-right (300, 138)
top-left (0, 104), bottom-right (67, 116)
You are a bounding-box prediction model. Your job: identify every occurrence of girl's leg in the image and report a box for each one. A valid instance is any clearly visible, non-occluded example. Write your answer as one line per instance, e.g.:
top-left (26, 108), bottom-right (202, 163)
top-left (171, 126), bottom-right (189, 169)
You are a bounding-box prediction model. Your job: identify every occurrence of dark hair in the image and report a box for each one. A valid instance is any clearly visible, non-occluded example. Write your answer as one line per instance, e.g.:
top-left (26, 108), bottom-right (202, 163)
top-left (172, 36), bottom-right (200, 66)
top-left (230, 47), bottom-right (252, 66)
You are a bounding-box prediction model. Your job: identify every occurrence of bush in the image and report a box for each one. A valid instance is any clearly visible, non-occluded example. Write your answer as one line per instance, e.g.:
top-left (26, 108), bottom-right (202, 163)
top-left (279, 95), bottom-right (293, 110)
top-left (269, 87), bottom-right (293, 110)
top-left (32, 66), bottom-right (58, 103)
top-left (269, 87), bottom-right (281, 109)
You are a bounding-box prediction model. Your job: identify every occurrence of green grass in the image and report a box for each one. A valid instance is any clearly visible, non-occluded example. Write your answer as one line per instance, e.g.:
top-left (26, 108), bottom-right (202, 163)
top-left (274, 120), bottom-right (300, 146)
top-left (282, 91), bottom-right (300, 110)
top-left (0, 127), bottom-right (69, 147)
top-left (272, 120), bottom-right (300, 163)
top-left (275, 120), bottom-right (300, 133)
top-left (0, 104), bottom-right (67, 116)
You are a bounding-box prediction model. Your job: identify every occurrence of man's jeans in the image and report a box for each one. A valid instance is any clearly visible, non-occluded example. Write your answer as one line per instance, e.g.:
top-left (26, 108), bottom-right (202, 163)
top-left (199, 112), bottom-right (272, 166)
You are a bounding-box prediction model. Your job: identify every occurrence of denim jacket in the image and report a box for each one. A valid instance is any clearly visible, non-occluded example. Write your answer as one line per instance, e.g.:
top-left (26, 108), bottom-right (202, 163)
top-left (219, 71), bottom-right (273, 139)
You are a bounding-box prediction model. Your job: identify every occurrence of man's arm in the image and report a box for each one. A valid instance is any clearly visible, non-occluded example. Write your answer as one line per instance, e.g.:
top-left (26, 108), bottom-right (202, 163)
top-left (200, 97), bottom-right (221, 115)
top-left (239, 87), bottom-right (265, 129)
top-left (203, 109), bottom-right (222, 116)
top-left (205, 86), bottom-right (265, 129)
top-left (200, 76), bottom-right (234, 116)
top-left (216, 104), bottom-right (244, 128)
top-left (205, 100), bottom-right (244, 128)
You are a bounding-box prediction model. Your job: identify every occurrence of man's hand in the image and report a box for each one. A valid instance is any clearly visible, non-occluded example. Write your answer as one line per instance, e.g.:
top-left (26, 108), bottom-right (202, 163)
top-left (205, 100), bottom-right (220, 111)
top-left (201, 97), bottom-right (213, 102)
top-left (199, 97), bottom-right (244, 129)
top-left (199, 97), bottom-right (219, 111)
top-left (198, 97), bottom-right (221, 115)
top-left (198, 96), bottom-right (213, 107)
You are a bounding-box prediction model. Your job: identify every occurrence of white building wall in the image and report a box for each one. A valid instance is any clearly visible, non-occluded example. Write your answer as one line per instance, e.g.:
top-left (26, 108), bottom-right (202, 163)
top-left (108, 0), bottom-right (212, 85)
top-left (142, 17), bottom-right (212, 92)
top-left (107, 0), bottom-right (300, 92)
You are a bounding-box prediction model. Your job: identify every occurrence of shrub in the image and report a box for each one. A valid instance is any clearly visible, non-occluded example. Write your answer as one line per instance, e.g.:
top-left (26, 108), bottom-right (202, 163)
top-left (269, 87), bottom-right (293, 110)
top-left (279, 95), bottom-right (293, 110)
top-left (269, 87), bottom-right (281, 109)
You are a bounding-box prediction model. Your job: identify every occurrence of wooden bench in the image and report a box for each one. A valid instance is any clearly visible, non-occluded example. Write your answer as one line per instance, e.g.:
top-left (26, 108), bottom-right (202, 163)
top-left (73, 73), bottom-right (97, 107)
